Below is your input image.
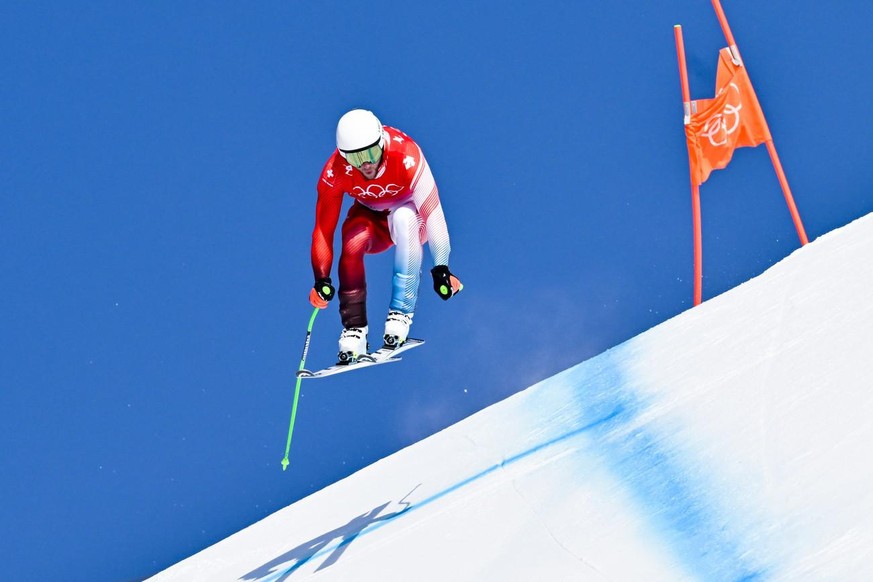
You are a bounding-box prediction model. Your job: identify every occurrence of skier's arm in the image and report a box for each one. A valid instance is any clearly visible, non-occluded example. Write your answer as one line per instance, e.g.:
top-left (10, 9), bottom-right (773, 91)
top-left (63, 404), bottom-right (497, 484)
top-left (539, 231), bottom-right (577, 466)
top-left (410, 151), bottom-right (462, 299)
top-left (311, 180), bottom-right (344, 282)
top-left (410, 153), bottom-right (451, 267)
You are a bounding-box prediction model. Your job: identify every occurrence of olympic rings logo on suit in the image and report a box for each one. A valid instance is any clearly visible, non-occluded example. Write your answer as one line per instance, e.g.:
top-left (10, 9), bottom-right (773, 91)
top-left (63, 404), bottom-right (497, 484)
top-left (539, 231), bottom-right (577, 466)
top-left (352, 183), bottom-right (405, 199)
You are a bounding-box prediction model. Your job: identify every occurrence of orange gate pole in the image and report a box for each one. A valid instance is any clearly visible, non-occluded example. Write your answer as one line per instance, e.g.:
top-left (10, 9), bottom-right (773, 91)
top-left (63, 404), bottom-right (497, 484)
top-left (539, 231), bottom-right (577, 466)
top-left (675, 24), bottom-right (704, 306)
top-left (711, 0), bottom-right (809, 245)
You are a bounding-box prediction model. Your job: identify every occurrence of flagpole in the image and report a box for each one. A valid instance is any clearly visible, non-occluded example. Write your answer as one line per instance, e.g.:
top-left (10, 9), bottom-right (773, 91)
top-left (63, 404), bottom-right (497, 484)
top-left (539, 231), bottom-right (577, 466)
top-left (765, 141), bottom-right (809, 245)
top-left (675, 24), bottom-right (704, 306)
top-left (710, 0), bottom-right (809, 246)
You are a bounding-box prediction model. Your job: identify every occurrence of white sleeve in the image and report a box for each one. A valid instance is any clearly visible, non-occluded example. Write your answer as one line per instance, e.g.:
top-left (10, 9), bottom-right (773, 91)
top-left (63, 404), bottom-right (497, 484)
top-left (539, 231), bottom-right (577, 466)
top-left (410, 152), bottom-right (451, 266)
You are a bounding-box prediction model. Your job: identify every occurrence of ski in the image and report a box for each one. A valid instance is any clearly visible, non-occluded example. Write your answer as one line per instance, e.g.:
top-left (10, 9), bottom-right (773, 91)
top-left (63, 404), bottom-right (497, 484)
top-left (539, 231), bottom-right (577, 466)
top-left (297, 338), bottom-right (424, 379)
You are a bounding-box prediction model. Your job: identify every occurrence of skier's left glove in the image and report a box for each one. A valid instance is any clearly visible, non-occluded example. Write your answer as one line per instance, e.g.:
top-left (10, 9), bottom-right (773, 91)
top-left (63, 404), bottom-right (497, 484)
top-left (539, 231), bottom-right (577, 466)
top-left (309, 277), bottom-right (335, 309)
top-left (431, 265), bottom-right (463, 300)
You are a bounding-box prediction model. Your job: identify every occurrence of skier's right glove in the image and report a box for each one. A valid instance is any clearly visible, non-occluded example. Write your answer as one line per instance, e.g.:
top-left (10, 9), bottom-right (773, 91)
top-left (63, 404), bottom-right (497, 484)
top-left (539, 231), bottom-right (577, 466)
top-left (309, 277), bottom-right (335, 309)
top-left (431, 265), bottom-right (463, 300)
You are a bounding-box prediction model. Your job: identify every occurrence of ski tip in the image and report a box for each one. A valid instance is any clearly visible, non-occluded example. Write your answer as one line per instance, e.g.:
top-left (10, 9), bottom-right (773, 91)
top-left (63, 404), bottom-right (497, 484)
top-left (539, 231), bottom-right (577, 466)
top-left (296, 369), bottom-right (314, 378)
top-left (281, 457), bottom-right (289, 471)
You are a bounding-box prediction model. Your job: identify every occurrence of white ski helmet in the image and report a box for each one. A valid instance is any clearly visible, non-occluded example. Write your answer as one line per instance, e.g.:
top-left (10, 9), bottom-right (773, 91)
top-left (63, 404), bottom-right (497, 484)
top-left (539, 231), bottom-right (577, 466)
top-left (336, 109), bottom-right (385, 154)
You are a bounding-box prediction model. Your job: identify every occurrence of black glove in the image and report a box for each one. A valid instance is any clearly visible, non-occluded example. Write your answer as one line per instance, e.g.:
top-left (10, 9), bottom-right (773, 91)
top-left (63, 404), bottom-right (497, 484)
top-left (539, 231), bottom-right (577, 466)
top-left (310, 277), bottom-right (335, 308)
top-left (431, 265), bottom-right (462, 300)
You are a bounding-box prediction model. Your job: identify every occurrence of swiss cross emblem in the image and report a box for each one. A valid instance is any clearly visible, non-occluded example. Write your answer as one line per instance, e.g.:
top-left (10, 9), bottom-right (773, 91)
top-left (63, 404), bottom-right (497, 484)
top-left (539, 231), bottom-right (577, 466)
top-left (393, 135), bottom-right (404, 144)
top-left (327, 169), bottom-right (334, 178)
top-left (403, 156), bottom-right (415, 170)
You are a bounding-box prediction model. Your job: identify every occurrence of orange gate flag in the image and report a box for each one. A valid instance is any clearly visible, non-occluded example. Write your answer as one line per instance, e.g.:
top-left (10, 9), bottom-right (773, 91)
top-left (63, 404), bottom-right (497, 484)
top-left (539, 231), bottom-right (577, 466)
top-left (685, 47), bottom-right (771, 186)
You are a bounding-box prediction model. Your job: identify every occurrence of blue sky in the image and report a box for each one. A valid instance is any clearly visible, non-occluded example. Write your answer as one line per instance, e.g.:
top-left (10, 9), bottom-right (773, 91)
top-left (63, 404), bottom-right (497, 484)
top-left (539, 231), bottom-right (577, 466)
top-left (2, 2), bottom-right (872, 580)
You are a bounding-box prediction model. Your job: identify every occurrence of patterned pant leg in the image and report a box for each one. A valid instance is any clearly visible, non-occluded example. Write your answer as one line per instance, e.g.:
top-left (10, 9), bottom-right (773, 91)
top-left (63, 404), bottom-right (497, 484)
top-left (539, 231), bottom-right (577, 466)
top-left (387, 202), bottom-right (426, 314)
top-left (338, 203), bottom-right (393, 328)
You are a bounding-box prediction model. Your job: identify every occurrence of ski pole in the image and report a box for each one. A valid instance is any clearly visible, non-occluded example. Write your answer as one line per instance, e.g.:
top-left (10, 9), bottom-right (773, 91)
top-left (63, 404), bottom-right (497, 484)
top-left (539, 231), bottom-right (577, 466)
top-left (281, 306), bottom-right (320, 471)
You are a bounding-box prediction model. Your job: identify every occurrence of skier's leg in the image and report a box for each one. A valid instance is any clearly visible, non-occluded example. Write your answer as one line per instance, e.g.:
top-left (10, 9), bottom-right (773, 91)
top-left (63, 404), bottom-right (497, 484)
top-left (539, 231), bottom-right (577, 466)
top-left (387, 202), bottom-right (426, 314)
top-left (382, 203), bottom-right (425, 346)
top-left (338, 204), bottom-right (393, 329)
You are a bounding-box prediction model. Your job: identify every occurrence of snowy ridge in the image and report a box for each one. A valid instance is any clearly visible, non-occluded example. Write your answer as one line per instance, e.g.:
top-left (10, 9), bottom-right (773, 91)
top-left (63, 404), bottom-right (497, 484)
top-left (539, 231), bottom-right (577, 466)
top-left (150, 213), bottom-right (873, 581)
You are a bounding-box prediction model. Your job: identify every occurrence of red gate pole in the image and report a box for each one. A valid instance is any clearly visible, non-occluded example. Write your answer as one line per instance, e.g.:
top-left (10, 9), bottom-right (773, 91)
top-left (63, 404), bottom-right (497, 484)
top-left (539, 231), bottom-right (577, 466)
top-left (710, 0), bottom-right (809, 245)
top-left (675, 24), bottom-right (704, 306)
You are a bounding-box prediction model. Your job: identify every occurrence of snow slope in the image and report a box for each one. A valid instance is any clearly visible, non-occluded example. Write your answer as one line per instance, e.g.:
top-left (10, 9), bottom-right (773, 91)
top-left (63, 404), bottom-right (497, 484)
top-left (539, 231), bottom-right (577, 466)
top-left (150, 213), bottom-right (873, 581)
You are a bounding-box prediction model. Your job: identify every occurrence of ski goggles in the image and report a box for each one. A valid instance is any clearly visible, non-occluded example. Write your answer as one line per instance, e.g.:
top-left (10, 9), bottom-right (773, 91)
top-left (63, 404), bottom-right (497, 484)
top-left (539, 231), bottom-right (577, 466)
top-left (340, 141), bottom-right (383, 168)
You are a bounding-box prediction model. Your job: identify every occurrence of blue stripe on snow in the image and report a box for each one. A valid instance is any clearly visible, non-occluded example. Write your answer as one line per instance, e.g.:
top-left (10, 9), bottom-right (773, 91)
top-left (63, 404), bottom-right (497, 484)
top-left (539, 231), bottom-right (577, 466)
top-left (561, 346), bottom-right (769, 581)
top-left (259, 344), bottom-right (772, 581)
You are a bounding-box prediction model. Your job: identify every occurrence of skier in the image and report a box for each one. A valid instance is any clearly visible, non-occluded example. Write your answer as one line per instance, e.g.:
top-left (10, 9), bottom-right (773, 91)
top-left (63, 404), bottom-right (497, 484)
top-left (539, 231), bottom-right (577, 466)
top-left (308, 109), bottom-right (462, 363)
